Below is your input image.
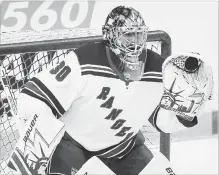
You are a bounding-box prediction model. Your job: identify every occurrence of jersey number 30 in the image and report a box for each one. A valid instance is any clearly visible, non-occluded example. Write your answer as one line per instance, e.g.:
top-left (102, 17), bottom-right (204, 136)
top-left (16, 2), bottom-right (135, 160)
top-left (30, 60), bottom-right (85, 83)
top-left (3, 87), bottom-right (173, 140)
top-left (49, 61), bottom-right (71, 82)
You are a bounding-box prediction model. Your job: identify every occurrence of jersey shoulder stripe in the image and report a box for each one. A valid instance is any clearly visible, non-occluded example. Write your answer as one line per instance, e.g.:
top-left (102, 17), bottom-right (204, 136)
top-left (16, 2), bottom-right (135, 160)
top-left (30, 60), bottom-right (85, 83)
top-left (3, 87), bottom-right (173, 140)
top-left (82, 71), bottom-right (118, 79)
top-left (75, 42), bottom-right (164, 82)
top-left (81, 64), bottom-right (114, 73)
top-left (74, 42), bottom-right (119, 79)
top-left (21, 88), bottom-right (57, 117)
top-left (141, 71), bottom-right (163, 82)
top-left (81, 64), bottom-right (118, 79)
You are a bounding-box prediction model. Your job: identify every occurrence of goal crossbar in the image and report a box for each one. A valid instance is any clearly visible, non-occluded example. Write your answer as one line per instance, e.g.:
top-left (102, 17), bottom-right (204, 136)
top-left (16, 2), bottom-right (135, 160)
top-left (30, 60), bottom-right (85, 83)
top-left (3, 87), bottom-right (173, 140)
top-left (0, 30), bottom-right (171, 56)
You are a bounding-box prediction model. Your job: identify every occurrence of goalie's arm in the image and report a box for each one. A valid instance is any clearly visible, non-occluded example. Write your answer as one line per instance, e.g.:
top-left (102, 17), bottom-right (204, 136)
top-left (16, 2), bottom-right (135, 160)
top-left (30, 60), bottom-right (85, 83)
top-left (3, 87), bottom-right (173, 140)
top-left (16, 50), bottom-right (85, 133)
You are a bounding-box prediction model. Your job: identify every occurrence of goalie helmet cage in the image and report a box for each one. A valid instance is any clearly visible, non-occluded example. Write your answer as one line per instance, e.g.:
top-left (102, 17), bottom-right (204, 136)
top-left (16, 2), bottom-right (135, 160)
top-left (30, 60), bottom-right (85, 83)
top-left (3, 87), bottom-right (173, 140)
top-left (0, 29), bottom-right (171, 174)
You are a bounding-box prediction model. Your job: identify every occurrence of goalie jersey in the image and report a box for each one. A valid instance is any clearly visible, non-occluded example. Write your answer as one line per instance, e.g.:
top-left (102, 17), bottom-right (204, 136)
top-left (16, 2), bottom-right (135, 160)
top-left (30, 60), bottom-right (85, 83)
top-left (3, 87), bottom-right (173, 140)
top-left (17, 42), bottom-right (197, 158)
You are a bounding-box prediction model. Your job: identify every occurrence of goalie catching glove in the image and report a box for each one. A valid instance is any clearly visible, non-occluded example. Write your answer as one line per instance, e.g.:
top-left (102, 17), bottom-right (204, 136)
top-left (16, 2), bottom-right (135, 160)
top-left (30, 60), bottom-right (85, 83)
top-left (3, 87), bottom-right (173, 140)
top-left (160, 52), bottom-right (214, 121)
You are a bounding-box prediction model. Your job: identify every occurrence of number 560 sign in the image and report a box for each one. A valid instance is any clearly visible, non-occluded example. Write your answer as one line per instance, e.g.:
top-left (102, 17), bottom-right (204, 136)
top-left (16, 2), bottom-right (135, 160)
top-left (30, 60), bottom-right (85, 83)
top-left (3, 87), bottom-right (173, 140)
top-left (1, 0), bottom-right (96, 32)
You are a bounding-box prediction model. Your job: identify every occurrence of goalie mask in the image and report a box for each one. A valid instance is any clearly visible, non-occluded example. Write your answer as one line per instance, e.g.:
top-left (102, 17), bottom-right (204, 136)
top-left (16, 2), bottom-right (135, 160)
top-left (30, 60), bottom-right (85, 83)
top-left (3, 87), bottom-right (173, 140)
top-left (102, 6), bottom-right (148, 81)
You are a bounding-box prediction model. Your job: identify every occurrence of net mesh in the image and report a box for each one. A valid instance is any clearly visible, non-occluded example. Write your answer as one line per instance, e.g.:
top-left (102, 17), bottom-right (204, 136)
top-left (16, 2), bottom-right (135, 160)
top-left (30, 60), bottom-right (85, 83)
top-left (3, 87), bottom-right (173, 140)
top-left (0, 29), bottom-right (163, 175)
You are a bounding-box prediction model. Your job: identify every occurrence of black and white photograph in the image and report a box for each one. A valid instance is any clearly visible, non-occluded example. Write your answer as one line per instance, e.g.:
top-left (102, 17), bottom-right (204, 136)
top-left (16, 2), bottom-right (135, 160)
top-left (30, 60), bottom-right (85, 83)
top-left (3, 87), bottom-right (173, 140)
top-left (0, 1), bottom-right (218, 174)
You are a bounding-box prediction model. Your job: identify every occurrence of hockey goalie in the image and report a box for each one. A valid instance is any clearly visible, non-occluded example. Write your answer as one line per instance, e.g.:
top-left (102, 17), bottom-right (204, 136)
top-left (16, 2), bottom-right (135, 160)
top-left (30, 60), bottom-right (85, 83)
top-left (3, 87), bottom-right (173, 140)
top-left (8, 5), bottom-right (214, 175)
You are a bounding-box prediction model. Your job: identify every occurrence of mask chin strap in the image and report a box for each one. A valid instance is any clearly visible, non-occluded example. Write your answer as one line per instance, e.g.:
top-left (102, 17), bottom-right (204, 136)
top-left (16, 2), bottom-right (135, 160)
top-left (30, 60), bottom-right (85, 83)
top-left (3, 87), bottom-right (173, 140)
top-left (105, 46), bottom-right (132, 86)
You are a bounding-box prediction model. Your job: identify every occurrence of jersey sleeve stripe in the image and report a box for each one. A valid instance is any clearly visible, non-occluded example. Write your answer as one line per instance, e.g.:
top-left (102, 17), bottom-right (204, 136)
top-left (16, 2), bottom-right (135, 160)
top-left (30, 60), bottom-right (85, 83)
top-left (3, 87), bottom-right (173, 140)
top-left (23, 77), bottom-right (65, 116)
top-left (28, 80), bottom-right (63, 116)
top-left (148, 105), bottom-right (163, 132)
top-left (22, 82), bottom-right (48, 102)
top-left (22, 80), bottom-right (62, 117)
top-left (21, 88), bottom-right (58, 117)
top-left (116, 140), bottom-right (136, 159)
top-left (31, 77), bottom-right (65, 115)
top-left (97, 138), bottom-right (133, 158)
top-left (106, 139), bottom-right (136, 159)
top-left (94, 135), bottom-right (136, 159)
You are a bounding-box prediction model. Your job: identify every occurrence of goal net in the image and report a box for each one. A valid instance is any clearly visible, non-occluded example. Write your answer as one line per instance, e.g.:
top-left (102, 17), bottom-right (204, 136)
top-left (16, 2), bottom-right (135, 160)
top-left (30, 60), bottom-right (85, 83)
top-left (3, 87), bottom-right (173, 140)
top-left (0, 28), bottom-right (171, 175)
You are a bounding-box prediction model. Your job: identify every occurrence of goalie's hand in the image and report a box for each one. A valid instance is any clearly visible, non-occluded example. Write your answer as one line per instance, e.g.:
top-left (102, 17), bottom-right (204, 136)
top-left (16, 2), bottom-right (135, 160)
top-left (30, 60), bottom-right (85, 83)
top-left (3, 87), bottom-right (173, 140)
top-left (160, 52), bottom-right (214, 121)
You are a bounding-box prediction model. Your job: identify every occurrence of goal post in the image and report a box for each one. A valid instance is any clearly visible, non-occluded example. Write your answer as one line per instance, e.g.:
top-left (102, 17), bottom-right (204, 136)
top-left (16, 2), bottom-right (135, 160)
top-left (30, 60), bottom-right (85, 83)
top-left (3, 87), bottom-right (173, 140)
top-left (0, 29), bottom-right (171, 174)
